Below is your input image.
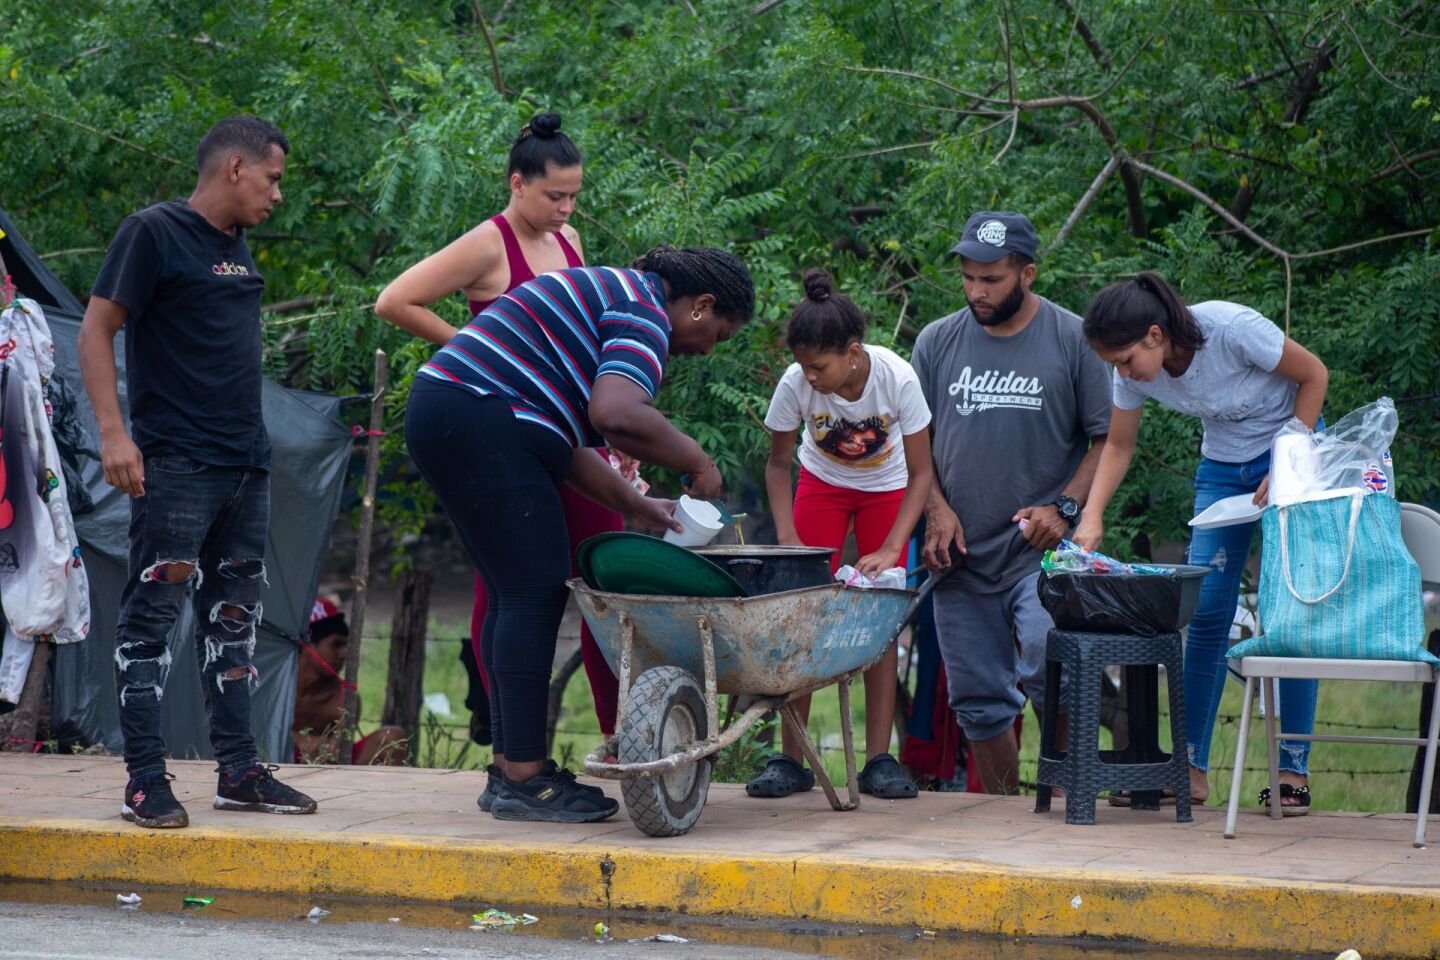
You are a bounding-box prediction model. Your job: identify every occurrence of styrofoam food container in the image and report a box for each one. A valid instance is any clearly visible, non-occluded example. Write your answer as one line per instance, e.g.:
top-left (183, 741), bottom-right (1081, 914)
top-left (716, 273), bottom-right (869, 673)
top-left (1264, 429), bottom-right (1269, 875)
top-left (1189, 493), bottom-right (1263, 529)
top-left (662, 495), bottom-right (724, 547)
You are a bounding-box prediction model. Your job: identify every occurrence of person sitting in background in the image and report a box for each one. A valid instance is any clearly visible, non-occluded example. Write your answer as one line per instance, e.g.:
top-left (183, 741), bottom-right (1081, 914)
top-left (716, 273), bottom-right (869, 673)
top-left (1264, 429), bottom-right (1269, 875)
top-left (292, 599), bottom-right (409, 766)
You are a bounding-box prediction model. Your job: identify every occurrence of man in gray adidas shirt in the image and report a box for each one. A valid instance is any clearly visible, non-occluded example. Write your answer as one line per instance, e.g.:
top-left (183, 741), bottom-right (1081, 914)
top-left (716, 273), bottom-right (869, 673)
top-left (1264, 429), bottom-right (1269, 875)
top-left (911, 211), bottom-right (1112, 794)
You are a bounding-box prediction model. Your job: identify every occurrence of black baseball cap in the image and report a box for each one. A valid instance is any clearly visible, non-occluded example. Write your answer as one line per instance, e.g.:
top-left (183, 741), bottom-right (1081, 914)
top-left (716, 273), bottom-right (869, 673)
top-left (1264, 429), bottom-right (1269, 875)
top-left (950, 211), bottom-right (1038, 262)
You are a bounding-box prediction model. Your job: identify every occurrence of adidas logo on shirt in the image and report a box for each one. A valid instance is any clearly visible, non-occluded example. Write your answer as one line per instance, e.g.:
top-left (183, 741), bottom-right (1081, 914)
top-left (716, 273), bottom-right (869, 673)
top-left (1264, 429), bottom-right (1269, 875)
top-left (211, 262), bottom-right (250, 276)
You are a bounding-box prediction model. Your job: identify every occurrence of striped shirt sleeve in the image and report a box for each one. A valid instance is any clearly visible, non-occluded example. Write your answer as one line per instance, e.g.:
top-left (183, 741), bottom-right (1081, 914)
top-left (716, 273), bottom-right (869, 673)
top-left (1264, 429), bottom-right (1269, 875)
top-left (595, 300), bottom-right (671, 398)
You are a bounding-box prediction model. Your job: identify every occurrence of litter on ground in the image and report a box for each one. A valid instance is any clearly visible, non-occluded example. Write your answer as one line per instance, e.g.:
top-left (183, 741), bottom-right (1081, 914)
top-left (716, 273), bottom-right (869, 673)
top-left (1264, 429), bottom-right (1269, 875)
top-left (628, 934), bottom-right (690, 944)
top-left (469, 909), bottom-right (538, 930)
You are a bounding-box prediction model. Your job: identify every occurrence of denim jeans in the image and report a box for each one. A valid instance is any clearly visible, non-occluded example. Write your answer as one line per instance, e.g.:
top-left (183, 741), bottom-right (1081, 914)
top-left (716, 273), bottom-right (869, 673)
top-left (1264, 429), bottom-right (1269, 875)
top-left (1186, 451), bottom-right (1316, 775)
top-left (115, 455), bottom-right (268, 782)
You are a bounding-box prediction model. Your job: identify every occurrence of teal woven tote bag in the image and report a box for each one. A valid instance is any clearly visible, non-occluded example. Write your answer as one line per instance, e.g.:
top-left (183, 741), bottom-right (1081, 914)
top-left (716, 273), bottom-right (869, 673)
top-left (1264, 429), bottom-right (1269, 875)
top-left (1230, 492), bottom-right (1437, 664)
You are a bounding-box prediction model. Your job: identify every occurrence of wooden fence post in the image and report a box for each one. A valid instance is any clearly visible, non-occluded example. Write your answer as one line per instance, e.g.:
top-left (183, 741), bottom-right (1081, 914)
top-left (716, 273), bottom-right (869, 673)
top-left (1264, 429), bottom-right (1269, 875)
top-left (339, 348), bottom-right (386, 764)
top-left (0, 641), bottom-right (51, 752)
top-left (381, 569), bottom-right (432, 753)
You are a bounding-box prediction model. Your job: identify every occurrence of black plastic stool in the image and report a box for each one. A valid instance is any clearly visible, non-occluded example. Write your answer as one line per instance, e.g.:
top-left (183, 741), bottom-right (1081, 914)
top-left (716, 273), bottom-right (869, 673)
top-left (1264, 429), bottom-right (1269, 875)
top-left (1035, 628), bottom-right (1191, 825)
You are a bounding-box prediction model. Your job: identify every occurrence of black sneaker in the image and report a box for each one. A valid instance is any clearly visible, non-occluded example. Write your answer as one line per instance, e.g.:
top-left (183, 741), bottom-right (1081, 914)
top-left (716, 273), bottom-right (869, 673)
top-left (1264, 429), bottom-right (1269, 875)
top-left (490, 763), bottom-right (617, 823)
top-left (214, 763), bottom-right (318, 814)
top-left (122, 773), bottom-right (189, 828)
top-left (477, 763), bottom-right (503, 812)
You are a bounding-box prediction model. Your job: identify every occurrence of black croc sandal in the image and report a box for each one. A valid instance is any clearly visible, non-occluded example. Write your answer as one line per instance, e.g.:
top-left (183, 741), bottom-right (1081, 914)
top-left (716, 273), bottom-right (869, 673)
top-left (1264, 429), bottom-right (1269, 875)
top-left (1258, 783), bottom-right (1311, 817)
top-left (746, 754), bottom-right (815, 798)
top-left (858, 753), bottom-right (918, 799)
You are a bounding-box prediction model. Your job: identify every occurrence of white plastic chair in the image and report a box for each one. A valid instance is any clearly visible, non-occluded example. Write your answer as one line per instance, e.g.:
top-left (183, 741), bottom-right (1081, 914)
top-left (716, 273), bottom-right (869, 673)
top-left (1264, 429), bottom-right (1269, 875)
top-left (1224, 501), bottom-right (1440, 847)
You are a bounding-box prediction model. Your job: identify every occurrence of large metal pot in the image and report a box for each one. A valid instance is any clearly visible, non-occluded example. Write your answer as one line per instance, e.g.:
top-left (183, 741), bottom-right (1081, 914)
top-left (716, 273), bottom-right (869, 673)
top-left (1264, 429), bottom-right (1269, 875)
top-left (691, 545), bottom-right (837, 596)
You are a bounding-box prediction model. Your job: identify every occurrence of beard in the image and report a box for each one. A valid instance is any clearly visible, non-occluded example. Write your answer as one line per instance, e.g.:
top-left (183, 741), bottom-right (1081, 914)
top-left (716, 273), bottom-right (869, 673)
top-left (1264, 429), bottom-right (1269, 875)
top-left (968, 280), bottom-right (1026, 327)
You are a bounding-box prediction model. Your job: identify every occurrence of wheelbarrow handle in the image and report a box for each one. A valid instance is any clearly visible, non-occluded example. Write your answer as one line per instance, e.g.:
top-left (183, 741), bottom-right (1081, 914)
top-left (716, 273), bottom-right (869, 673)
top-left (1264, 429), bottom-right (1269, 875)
top-left (891, 561), bottom-right (964, 643)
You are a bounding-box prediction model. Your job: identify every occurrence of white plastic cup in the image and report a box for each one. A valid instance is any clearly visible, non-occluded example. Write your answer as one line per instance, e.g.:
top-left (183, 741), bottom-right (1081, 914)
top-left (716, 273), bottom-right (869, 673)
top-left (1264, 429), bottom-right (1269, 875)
top-left (662, 495), bottom-right (724, 547)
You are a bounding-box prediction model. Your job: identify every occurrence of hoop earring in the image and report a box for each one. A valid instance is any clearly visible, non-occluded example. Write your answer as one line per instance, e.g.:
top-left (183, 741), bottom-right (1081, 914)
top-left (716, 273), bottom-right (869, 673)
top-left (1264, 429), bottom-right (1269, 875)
top-left (690, 309), bottom-right (703, 323)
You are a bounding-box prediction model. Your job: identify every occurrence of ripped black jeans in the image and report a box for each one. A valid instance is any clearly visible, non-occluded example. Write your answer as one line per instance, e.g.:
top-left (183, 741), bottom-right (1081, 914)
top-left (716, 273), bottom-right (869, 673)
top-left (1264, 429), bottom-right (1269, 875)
top-left (115, 455), bottom-right (268, 782)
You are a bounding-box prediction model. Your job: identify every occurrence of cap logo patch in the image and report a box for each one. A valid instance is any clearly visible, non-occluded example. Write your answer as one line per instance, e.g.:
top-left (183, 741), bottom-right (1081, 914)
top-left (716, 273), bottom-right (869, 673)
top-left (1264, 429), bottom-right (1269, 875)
top-left (976, 219), bottom-right (1007, 247)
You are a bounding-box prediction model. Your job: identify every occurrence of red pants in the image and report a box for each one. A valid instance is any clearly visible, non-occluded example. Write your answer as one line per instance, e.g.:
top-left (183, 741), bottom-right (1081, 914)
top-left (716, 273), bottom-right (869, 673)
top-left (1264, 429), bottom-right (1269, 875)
top-left (470, 451), bottom-right (622, 736)
top-left (793, 468), bottom-right (906, 573)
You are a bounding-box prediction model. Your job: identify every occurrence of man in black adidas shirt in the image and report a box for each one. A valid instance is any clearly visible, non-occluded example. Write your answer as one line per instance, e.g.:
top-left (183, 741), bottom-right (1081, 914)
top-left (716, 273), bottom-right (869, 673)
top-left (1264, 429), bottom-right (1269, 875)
top-left (79, 115), bottom-right (316, 828)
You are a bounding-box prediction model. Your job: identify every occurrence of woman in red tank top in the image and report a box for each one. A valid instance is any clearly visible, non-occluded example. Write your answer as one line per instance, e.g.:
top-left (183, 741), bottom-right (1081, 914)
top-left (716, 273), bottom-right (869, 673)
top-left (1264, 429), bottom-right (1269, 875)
top-left (376, 114), bottom-right (623, 777)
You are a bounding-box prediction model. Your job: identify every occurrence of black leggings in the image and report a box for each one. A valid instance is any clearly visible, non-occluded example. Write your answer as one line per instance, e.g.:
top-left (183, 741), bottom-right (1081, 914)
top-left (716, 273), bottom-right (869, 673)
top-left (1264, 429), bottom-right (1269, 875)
top-left (406, 379), bottom-right (573, 762)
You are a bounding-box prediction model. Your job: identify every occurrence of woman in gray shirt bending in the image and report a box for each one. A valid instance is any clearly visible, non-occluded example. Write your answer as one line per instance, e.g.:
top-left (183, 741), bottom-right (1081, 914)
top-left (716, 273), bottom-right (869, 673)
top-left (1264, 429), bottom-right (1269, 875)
top-left (1073, 272), bottom-right (1329, 815)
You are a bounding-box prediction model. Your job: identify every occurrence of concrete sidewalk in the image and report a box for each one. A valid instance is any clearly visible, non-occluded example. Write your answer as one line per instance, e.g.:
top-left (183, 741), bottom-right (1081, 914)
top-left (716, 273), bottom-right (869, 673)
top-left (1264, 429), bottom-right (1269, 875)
top-left (2, 753), bottom-right (1436, 957)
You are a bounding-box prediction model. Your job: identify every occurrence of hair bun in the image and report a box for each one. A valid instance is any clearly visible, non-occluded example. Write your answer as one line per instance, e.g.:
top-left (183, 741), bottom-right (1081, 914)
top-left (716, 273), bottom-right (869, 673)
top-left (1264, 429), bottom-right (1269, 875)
top-left (801, 268), bottom-right (833, 302)
top-left (528, 113), bottom-right (562, 139)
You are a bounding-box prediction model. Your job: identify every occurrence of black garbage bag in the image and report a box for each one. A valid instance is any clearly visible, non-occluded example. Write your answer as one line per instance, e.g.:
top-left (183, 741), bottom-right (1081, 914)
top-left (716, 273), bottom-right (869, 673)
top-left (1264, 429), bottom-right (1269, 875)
top-left (1036, 564), bottom-right (1211, 636)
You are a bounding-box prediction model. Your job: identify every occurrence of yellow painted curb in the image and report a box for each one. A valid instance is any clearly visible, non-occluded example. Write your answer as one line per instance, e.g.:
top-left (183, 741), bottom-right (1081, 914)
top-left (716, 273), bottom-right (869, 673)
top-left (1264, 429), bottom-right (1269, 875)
top-left (4, 817), bottom-right (1437, 958)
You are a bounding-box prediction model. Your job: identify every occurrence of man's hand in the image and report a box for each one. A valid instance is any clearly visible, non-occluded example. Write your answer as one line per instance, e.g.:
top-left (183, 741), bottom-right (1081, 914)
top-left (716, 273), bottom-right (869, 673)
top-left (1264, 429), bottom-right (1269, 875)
top-left (856, 545), bottom-right (903, 579)
top-left (101, 431), bottom-right (146, 498)
top-left (922, 502), bottom-right (967, 571)
top-left (1071, 515), bottom-right (1103, 552)
top-left (626, 497), bottom-right (683, 535)
top-left (1014, 504), bottom-right (1067, 551)
top-left (1252, 474), bottom-right (1271, 508)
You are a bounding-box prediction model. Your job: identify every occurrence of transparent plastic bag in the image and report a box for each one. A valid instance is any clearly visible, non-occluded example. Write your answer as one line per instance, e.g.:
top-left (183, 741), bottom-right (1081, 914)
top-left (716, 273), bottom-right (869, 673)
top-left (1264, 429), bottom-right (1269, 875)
top-left (834, 565), bottom-right (907, 589)
top-left (1269, 397), bottom-right (1398, 506)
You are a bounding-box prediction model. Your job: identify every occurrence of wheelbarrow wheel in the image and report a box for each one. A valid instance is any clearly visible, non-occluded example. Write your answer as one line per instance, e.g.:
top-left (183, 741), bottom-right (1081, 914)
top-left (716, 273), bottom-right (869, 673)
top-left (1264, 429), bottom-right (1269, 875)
top-left (618, 666), bottom-right (711, 837)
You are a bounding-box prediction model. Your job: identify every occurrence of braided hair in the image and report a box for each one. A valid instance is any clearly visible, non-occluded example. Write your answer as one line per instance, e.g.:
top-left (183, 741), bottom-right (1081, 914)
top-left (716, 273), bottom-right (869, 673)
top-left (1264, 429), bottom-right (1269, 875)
top-left (631, 246), bottom-right (755, 324)
top-left (786, 269), bottom-right (866, 353)
top-left (507, 112), bottom-right (582, 180)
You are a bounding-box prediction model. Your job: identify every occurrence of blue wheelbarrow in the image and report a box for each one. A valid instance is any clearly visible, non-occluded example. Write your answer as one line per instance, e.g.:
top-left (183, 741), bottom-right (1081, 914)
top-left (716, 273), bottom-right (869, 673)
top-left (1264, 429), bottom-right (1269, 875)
top-left (570, 570), bottom-right (952, 837)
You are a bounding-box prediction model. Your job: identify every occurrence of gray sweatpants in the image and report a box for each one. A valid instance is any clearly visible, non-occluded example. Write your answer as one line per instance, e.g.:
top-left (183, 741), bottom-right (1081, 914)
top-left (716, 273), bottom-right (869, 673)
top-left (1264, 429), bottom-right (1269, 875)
top-left (932, 571), bottom-right (1064, 741)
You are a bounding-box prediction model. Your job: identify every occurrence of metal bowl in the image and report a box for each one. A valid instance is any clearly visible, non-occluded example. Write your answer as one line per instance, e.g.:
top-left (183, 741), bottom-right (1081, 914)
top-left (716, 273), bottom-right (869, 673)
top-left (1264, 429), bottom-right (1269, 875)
top-left (691, 545), bottom-right (837, 596)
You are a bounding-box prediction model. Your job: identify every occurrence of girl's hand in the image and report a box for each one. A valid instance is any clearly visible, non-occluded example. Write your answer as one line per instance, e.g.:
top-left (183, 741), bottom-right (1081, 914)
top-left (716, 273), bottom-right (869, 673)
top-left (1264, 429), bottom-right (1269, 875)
top-left (627, 497), bottom-right (683, 535)
top-left (856, 546), bottom-right (903, 579)
top-left (777, 531), bottom-right (806, 547)
top-left (1252, 474), bottom-right (1271, 508)
top-left (1072, 516), bottom-right (1104, 553)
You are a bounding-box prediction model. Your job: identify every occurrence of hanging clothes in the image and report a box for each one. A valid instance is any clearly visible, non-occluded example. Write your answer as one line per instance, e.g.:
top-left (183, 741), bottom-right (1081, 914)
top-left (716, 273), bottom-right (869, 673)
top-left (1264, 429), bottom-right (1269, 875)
top-left (0, 297), bottom-right (89, 703)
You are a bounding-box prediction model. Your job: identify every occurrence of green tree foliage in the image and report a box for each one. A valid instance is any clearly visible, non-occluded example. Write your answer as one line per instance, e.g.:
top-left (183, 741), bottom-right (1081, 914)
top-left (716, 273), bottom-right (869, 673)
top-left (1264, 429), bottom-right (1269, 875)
top-left (3, 0), bottom-right (1436, 555)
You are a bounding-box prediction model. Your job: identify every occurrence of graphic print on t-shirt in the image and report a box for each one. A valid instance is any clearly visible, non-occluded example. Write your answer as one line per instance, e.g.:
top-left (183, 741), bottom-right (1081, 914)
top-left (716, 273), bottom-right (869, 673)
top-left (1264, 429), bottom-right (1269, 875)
top-left (946, 365), bottom-right (1045, 416)
top-left (810, 413), bottom-right (892, 467)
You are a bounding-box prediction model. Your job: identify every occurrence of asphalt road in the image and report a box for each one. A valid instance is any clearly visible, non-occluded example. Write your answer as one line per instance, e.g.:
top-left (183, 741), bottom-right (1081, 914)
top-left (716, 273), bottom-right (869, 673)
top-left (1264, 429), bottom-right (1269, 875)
top-left (0, 901), bottom-right (814, 960)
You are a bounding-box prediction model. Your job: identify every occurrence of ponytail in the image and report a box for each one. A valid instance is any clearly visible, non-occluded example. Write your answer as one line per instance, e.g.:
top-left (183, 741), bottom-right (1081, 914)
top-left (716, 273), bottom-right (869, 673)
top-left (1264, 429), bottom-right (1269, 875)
top-left (1083, 271), bottom-right (1207, 352)
top-left (631, 245), bottom-right (755, 324)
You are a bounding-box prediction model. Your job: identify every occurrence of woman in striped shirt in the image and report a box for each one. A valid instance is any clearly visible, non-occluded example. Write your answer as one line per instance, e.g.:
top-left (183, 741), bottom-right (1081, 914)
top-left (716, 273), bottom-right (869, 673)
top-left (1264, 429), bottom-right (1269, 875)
top-left (403, 246), bottom-right (753, 823)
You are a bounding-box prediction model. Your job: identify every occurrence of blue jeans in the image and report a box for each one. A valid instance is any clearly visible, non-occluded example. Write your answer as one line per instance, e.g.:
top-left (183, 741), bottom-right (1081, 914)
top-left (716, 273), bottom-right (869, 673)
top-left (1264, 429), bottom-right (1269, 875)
top-left (1186, 451), bottom-right (1316, 775)
top-left (115, 456), bottom-right (269, 782)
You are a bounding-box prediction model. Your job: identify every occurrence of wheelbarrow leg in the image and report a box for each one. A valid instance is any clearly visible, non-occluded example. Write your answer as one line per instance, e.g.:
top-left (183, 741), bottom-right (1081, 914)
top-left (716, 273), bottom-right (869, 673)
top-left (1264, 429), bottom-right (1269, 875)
top-left (837, 676), bottom-right (860, 808)
top-left (697, 616), bottom-right (721, 745)
top-left (782, 702), bottom-right (854, 812)
top-left (614, 612), bottom-right (635, 726)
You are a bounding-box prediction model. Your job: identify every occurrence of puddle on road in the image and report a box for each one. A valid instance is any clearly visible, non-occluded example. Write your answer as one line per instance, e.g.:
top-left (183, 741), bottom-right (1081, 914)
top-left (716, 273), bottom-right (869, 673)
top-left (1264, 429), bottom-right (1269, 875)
top-left (0, 879), bottom-right (1312, 960)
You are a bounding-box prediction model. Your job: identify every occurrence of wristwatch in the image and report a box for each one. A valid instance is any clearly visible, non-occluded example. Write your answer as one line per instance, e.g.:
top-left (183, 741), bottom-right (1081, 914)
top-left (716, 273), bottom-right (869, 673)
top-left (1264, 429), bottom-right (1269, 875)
top-left (1054, 494), bottom-right (1080, 527)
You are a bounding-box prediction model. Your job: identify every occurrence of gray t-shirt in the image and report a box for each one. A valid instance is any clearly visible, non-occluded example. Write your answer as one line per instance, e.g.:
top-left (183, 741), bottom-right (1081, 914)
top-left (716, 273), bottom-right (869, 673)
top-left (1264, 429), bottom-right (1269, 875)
top-left (912, 297), bottom-right (1112, 593)
top-left (1112, 301), bottom-right (1294, 463)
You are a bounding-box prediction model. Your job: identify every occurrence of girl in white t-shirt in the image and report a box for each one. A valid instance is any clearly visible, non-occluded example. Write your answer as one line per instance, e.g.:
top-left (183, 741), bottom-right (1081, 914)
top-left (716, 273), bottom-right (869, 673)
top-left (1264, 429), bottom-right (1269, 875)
top-left (746, 269), bottom-right (934, 801)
